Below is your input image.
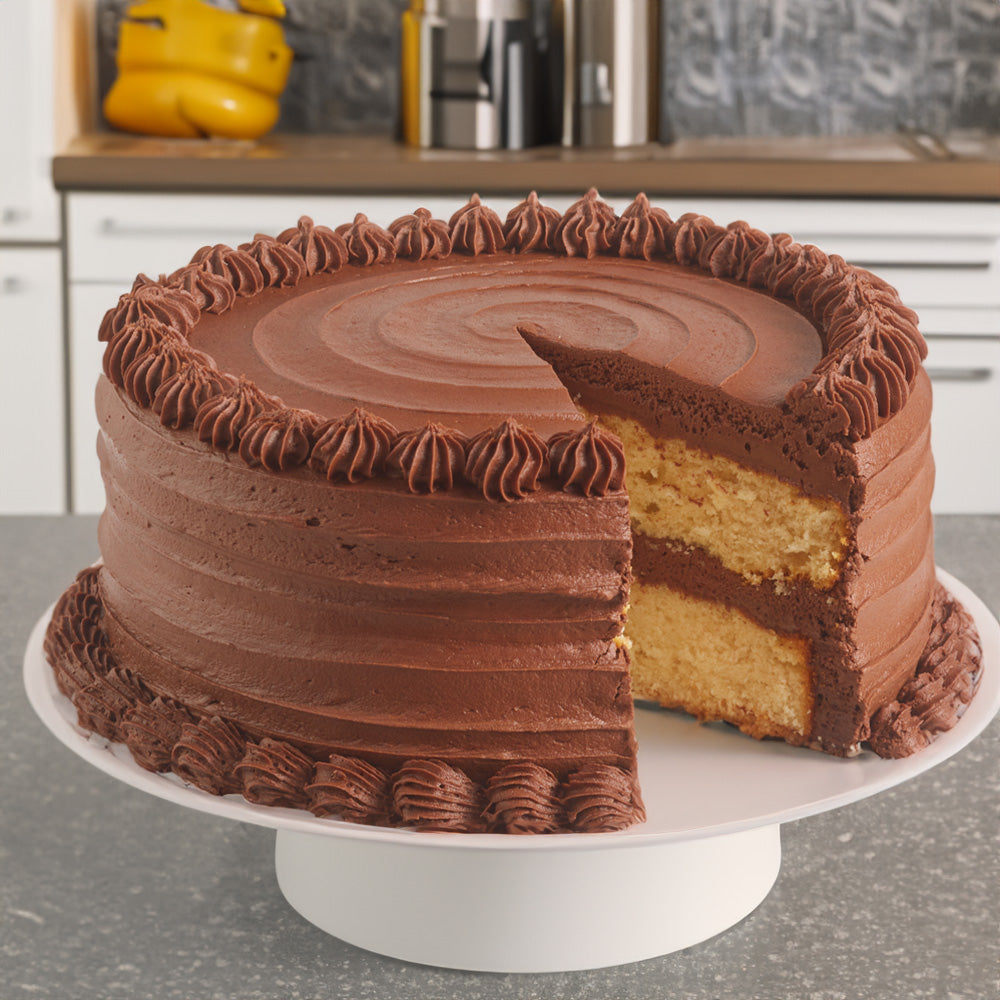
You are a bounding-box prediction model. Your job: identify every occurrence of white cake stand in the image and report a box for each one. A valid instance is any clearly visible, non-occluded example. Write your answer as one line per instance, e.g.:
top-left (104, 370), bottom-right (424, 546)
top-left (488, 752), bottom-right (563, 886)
top-left (24, 568), bottom-right (999, 973)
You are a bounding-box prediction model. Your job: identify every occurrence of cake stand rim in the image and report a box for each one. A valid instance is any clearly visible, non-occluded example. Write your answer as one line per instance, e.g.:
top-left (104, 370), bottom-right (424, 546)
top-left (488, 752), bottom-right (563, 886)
top-left (23, 566), bottom-right (999, 854)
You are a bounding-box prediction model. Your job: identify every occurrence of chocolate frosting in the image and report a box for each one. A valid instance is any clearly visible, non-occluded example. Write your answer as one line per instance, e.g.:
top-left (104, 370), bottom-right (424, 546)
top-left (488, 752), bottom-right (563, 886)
top-left (555, 189), bottom-right (617, 258)
top-left (123, 341), bottom-right (208, 409)
top-left (236, 738), bottom-right (314, 809)
top-left (166, 264), bottom-right (237, 314)
top-left (121, 696), bottom-right (193, 773)
top-left (153, 364), bottom-right (231, 430)
top-left (503, 192), bottom-right (561, 253)
top-left (44, 572), bottom-right (106, 699)
top-left (45, 563), bottom-right (642, 830)
top-left (43, 191), bottom-right (980, 833)
top-left (795, 252), bottom-right (852, 315)
top-left (336, 214), bottom-right (396, 266)
top-left (613, 193), bottom-right (672, 261)
top-left (309, 408), bottom-right (397, 483)
top-left (386, 422), bottom-right (468, 494)
top-left (392, 759), bottom-right (486, 832)
top-left (390, 207), bottom-right (452, 261)
top-left (706, 221), bottom-right (772, 280)
top-left (72, 674), bottom-right (132, 742)
top-left (99, 276), bottom-right (200, 343)
top-left (91, 376), bottom-right (636, 788)
top-left (869, 584), bottom-right (983, 757)
top-left (276, 216), bottom-right (348, 275)
top-left (190, 244), bottom-right (265, 296)
top-left (744, 231), bottom-right (793, 289)
top-left (73, 659), bottom-right (152, 743)
top-left (562, 763), bottom-right (644, 832)
top-left (548, 419), bottom-right (627, 497)
top-left (193, 377), bottom-right (272, 451)
top-left (172, 717), bottom-right (246, 795)
top-left (767, 240), bottom-right (829, 299)
top-left (307, 754), bottom-right (391, 824)
top-left (483, 762), bottom-right (563, 834)
top-left (103, 318), bottom-right (177, 387)
top-left (465, 419), bottom-right (550, 501)
top-left (238, 408), bottom-right (317, 472)
top-left (449, 194), bottom-right (505, 256)
top-left (672, 213), bottom-right (724, 268)
top-left (161, 188), bottom-right (923, 455)
top-left (51, 639), bottom-right (110, 699)
top-left (239, 235), bottom-right (309, 287)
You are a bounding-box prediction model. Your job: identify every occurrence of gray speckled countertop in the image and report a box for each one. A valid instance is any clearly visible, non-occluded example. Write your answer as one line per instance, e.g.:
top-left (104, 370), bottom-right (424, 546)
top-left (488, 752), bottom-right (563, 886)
top-left (2, 515), bottom-right (997, 1000)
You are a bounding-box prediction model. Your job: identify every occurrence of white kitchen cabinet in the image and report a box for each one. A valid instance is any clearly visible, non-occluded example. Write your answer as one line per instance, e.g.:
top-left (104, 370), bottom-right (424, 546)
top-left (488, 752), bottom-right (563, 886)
top-left (0, 249), bottom-right (65, 513)
top-left (0, 0), bottom-right (65, 514)
top-left (0, 0), bottom-right (59, 244)
top-left (66, 192), bottom-right (1000, 514)
top-left (924, 336), bottom-right (1000, 515)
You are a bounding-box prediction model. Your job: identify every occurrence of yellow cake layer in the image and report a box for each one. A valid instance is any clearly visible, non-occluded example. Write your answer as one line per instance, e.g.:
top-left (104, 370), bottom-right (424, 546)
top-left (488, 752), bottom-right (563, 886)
top-left (627, 580), bottom-right (813, 743)
top-left (596, 412), bottom-right (849, 590)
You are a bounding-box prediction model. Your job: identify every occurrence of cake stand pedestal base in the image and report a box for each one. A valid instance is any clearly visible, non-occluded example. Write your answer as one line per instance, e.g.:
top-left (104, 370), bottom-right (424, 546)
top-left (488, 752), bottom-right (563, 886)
top-left (273, 823), bottom-right (782, 972)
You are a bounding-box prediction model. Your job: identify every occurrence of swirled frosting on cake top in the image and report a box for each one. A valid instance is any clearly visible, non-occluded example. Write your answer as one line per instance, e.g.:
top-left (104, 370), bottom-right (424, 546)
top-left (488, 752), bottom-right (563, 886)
top-left (188, 249), bottom-right (824, 436)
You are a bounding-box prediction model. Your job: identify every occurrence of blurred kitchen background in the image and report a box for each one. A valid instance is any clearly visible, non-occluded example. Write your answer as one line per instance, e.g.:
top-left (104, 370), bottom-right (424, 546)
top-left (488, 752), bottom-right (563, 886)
top-left (1, 0), bottom-right (998, 519)
top-left (90, 0), bottom-right (1000, 141)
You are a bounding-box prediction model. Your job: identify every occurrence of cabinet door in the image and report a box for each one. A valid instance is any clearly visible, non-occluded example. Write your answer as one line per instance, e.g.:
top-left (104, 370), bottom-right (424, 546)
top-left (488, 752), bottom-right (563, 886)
top-left (0, 0), bottom-right (59, 243)
top-left (925, 336), bottom-right (1000, 515)
top-left (0, 249), bottom-right (65, 513)
top-left (67, 193), bottom-right (485, 284)
top-left (68, 283), bottom-right (128, 514)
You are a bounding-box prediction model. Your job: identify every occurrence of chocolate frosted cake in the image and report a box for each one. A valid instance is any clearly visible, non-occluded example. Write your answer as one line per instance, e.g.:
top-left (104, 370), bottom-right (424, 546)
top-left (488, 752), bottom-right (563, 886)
top-left (44, 191), bottom-right (982, 833)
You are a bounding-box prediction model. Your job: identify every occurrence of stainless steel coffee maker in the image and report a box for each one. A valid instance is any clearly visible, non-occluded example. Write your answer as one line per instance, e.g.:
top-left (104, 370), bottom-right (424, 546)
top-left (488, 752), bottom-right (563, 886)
top-left (552, 0), bottom-right (660, 147)
top-left (401, 0), bottom-right (540, 150)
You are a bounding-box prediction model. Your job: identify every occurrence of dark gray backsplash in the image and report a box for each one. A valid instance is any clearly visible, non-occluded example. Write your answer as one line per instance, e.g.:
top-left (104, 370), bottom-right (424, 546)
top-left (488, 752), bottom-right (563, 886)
top-left (96, 0), bottom-right (999, 140)
top-left (661, 0), bottom-right (1000, 139)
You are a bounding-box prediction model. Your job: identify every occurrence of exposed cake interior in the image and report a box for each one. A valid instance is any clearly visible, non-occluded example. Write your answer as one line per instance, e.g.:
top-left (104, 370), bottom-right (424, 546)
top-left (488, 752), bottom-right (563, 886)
top-left (516, 269), bottom-right (973, 755)
top-left (509, 330), bottom-right (847, 746)
top-left (180, 246), bottom-right (947, 755)
top-left (590, 413), bottom-right (836, 743)
top-left (604, 414), bottom-right (850, 590)
top-left (627, 582), bottom-right (813, 742)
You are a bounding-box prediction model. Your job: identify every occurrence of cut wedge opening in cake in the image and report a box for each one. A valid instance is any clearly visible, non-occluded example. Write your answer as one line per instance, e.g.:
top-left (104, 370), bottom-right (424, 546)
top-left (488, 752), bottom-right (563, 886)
top-left (512, 316), bottom-right (851, 749)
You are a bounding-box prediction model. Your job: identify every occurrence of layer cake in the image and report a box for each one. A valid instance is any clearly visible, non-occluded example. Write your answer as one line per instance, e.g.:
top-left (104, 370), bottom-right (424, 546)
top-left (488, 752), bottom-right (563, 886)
top-left (44, 191), bottom-right (983, 833)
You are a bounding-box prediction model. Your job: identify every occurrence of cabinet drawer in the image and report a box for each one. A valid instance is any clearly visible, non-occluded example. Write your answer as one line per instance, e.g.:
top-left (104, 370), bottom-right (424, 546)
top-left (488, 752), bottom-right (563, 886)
top-left (655, 197), bottom-right (1000, 311)
top-left (67, 192), bottom-right (1000, 303)
top-left (0, 249), bottom-right (65, 512)
top-left (67, 193), bottom-right (498, 284)
top-left (926, 336), bottom-right (1000, 514)
top-left (917, 306), bottom-right (1000, 338)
